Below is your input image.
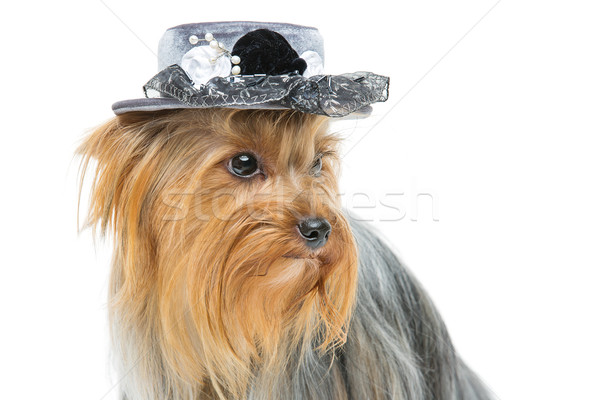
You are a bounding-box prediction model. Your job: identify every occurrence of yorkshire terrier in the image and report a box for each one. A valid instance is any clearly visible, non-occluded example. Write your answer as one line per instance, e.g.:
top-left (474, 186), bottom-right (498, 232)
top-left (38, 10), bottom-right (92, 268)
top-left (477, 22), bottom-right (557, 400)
top-left (78, 108), bottom-right (493, 399)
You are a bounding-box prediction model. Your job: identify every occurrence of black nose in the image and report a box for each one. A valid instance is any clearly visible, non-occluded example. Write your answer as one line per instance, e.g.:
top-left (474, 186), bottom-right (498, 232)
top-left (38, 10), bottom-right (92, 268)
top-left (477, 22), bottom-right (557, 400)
top-left (297, 217), bottom-right (332, 249)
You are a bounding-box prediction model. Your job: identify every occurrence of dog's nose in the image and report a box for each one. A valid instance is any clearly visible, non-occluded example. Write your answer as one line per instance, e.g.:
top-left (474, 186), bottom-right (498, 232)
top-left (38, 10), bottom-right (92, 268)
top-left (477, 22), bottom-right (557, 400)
top-left (297, 217), bottom-right (332, 249)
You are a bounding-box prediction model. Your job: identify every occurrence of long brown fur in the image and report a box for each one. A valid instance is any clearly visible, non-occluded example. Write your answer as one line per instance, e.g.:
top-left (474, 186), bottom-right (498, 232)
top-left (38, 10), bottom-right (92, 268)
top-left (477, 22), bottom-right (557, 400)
top-left (78, 108), bottom-right (358, 399)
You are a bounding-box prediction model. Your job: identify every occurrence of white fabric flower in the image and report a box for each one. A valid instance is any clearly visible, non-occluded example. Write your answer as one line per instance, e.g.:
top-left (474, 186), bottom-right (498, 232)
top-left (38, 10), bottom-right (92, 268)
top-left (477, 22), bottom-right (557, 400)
top-left (181, 46), bottom-right (231, 88)
top-left (300, 51), bottom-right (324, 77)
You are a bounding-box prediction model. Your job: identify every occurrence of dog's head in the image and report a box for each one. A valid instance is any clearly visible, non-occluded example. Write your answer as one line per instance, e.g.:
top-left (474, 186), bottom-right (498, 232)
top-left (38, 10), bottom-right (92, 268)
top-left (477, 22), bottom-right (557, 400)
top-left (79, 108), bottom-right (358, 397)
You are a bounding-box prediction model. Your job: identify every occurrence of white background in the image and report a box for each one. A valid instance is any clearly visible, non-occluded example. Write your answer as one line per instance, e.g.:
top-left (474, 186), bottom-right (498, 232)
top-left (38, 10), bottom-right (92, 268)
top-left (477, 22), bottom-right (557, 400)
top-left (1, 1), bottom-right (599, 399)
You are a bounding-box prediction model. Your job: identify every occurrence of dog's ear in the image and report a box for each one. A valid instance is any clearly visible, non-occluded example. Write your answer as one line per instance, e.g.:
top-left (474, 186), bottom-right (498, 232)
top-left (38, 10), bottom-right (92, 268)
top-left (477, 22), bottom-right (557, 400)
top-left (77, 112), bottom-right (163, 237)
top-left (77, 112), bottom-right (176, 312)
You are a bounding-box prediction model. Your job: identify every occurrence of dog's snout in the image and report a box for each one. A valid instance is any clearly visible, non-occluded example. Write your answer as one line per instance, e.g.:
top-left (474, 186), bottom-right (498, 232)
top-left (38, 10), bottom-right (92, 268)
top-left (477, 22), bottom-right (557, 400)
top-left (297, 217), bottom-right (331, 249)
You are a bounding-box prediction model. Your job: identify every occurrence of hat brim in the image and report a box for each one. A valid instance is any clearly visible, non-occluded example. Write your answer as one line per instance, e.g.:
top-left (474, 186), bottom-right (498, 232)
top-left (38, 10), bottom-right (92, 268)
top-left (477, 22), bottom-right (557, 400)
top-left (112, 97), bottom-right (373, 118)
top-left (112, 97), bottom-right (287, 115)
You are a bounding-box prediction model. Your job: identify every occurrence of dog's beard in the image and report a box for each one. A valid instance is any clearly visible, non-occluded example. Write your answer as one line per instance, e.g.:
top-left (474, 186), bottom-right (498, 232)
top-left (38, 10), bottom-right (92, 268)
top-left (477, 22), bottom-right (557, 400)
top-left (153, 196), bottom-right (355, 398)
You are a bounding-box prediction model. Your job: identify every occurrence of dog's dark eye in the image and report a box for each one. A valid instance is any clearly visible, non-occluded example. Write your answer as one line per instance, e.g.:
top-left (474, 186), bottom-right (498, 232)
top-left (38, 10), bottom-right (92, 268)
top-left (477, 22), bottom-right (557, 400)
top-left (310, 155), bottom-right (322, 177)
top-left (229, 153), bottom-right (259, 177)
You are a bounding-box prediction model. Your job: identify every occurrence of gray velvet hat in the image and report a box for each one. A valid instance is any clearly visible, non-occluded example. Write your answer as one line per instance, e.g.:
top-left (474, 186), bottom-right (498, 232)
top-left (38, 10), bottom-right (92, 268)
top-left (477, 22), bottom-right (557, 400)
top-left (112, 21), bottom-right (389, 117)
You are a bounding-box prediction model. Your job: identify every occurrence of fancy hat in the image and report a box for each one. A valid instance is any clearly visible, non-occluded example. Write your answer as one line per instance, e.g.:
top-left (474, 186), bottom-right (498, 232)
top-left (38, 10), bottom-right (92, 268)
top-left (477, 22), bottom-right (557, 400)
top-left (112, 21), bottom-right (389, 118)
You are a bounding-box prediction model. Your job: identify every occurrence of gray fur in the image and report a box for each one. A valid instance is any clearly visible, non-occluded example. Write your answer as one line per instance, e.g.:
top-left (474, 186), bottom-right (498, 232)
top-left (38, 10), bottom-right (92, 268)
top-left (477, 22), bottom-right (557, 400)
top-left (246, 218), bottom-right (494, 400)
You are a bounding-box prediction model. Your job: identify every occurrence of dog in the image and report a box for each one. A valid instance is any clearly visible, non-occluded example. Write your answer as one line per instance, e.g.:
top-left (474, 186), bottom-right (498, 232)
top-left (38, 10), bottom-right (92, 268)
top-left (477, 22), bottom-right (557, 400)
top-left (78, 107), bottom-right (493, 399)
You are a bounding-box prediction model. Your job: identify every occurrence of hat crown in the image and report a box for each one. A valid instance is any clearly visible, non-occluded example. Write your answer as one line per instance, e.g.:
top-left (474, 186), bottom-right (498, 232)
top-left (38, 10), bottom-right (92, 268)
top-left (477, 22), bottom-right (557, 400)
top-left (158, 21), bottom-right (324, 71)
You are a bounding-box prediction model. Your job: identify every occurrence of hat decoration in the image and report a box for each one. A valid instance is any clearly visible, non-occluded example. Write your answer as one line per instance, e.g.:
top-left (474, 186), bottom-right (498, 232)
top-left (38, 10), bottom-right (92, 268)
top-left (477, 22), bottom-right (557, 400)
top-left (180, 29), bottom-right (324, 88)
top-left (180, 33), bottom-right (236, 87)
top-left (114, 22), bottom-right (389, 117)
top-left (231, 29), bottom-right (308, 76)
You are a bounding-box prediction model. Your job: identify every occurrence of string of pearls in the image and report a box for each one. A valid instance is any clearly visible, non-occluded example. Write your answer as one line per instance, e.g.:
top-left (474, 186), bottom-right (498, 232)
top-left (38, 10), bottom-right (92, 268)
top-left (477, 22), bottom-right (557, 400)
top-left (189, 33), bottom-right (242, 75)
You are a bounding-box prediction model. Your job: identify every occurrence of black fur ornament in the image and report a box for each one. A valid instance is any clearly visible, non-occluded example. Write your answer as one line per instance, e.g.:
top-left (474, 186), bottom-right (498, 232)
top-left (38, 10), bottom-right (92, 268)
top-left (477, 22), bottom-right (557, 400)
top-left (232, 29), bottom-right (308, 76)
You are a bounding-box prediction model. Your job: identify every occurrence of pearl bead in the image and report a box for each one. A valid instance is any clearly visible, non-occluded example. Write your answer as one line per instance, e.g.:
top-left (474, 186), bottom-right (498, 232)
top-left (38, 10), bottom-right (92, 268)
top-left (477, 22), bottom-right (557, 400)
top-left (189, 35), bottom-right (199, 45)
top-left (204, 32), bottom-right (214, 42)
top-left (219, 42), bottom-right (225, 49)
top-left (210, 57), bottom-right (217, 64)
top-left (209, 40), bottom-right (218, 49)
top-left (231, 65), bottom-right (241, 75)
top-left (231, 55), bottom-right (241, 65)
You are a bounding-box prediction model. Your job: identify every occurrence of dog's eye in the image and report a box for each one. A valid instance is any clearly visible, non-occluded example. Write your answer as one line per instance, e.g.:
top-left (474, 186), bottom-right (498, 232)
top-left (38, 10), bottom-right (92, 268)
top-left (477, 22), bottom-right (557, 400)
top-left (310, 155), bottom-right (322, 177)
top-left (229, 153), bottom-right (260, 177)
